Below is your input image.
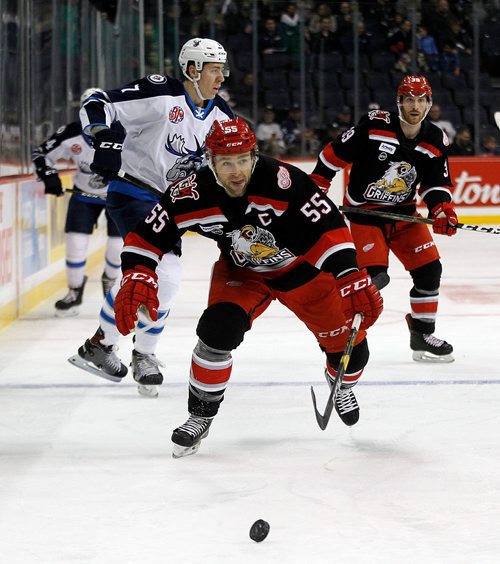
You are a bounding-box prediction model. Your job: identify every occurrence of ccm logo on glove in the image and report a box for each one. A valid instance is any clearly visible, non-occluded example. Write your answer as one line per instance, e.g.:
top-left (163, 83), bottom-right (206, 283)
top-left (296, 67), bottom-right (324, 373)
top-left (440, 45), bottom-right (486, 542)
top-left (96, 141), bottom-right (123, 150)
top-left (339, 275), bottom-right (371, 297)
top-left (121, 271), bottom-right (158, 288)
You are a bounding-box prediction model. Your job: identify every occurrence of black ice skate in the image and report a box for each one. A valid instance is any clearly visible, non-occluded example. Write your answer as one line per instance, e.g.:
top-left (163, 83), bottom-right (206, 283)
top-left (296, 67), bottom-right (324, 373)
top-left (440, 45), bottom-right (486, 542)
top-left (55, 276), bottom-right (88, 317)
top-left (334, 386), bottom-right (360, 426)
top-left (131, 350), bottom-right (164, 398)
top-left (101, 271), bottom-right (116, 297)
top-left (67, 328), bottom-right (128, 381)
top-left (171, 415), bottom-right (213, 458)
top-left (405, 314), bottom-right (454, 363)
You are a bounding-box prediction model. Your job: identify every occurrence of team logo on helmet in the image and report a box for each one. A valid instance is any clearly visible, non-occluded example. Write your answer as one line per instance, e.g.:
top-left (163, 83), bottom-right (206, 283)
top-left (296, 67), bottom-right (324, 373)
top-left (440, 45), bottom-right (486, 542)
top-left (169, 106), bottom-right (185, 124)
top-left (147, 74), bottom-right (167, 84)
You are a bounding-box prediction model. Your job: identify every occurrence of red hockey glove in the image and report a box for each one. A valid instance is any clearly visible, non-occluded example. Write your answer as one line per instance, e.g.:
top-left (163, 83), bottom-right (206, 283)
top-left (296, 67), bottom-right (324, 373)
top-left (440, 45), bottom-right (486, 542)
top-left (309, 173), bottom-right (331, 194)
top-left (114, 267), bottom-right (159, 336)
top-left (337, 269), bottom-right (383, 330)
top-left (430, 202), bottom-right (458, 236)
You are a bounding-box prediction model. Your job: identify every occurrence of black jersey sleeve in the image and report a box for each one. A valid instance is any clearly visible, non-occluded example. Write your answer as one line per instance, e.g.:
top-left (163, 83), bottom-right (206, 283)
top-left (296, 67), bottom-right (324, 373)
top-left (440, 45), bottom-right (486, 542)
top-left (32, 121), bottom-right (82, 179)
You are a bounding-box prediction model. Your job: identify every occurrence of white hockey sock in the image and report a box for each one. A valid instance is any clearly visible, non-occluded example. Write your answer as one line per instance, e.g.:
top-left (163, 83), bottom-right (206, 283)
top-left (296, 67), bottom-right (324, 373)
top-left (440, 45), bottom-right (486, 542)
top-left (104, 236), bottom-right (122, 280)
top-left (66, 232), bottom-right (90, 288)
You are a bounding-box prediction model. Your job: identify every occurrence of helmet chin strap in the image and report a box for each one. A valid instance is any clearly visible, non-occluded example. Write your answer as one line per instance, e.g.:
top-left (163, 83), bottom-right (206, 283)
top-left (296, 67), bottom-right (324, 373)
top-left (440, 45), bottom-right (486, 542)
top-left (187, 72), bottom-right (208, 101)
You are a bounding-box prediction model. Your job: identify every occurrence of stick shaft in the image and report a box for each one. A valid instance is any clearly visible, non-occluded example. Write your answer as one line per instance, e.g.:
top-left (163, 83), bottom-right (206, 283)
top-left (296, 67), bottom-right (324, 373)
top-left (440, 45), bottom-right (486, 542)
top-left (340, 206), bottom-right (500, 235)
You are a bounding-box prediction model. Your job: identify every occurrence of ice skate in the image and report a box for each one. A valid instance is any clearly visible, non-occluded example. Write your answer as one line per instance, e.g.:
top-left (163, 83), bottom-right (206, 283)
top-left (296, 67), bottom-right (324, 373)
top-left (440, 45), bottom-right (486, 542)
top-left (55, 276), bottom-right (88, 317)
top-left (101, 271), bottom-right (116, 297)
top-left (324, 370), bottom-right (360, 426)
top-left (131, 350), bottom-right (164, 398)
top-left (405, 314), bottom-right (454, 363)
top-left (68, 328), bottom-right (128, 382)
top-left (171, 415), bottom-right (213, 458)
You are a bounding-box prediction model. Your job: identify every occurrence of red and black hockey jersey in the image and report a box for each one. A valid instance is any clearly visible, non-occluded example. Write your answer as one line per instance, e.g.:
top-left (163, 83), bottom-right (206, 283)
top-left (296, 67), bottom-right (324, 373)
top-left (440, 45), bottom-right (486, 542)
top-left (122, 155), bottom-right (360, 289)
top-left (312, 111), bottom-right (454, 225)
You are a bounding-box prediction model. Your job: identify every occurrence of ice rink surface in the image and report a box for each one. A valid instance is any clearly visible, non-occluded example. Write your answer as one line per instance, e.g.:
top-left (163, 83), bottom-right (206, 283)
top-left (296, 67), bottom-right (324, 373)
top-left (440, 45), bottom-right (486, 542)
top-left (1, 229), bottom-right (500, 563)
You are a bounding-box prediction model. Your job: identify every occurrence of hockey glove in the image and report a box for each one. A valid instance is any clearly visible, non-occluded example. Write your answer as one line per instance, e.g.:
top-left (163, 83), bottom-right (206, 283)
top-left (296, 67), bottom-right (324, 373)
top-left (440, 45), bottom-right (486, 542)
top-left (114, 266), bottom-right (159, 336)
top-left (309, 173), bottom-right (331, 194)
top-left (430, 202), bottom-right (458, 236)
top-left (337, 269), bottom-right (383, 331)
top-left (43, 171), bottom-right (64, 196)
top-left (91, 128), bottom-right (124, 182)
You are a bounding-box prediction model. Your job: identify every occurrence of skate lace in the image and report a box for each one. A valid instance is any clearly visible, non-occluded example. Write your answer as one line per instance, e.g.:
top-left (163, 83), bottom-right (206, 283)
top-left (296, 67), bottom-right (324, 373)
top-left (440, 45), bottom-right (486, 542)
top-left (134, 352), bottom-right (165, 374)
top-left (179, 416), bottom-right (211, 438)
top-left (422, 333), bottom-right (446, 347)
top-left (97, 343), bottom-right (122, 371)
top-left (335, 388), bottom-right (358, 414)
top-left (60, 289), bottom-right (79, 303)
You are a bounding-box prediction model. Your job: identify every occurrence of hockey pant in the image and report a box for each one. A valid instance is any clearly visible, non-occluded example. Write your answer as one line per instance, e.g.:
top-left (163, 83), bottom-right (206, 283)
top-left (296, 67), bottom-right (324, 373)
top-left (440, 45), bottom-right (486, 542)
top-left (99, 251), bottom-right (181, 354)
top-left (349, 220), bottom-right (443, 333)
top-left (187, 258), bottom-right (370, 418)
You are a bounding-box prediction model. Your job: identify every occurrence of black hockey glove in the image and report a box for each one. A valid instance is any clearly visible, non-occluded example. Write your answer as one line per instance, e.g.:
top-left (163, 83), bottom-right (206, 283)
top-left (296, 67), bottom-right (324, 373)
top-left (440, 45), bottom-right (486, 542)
top-left (43, 171), bottom-right (64, 196)
top-left (91, 128), bottom-right (124, 182)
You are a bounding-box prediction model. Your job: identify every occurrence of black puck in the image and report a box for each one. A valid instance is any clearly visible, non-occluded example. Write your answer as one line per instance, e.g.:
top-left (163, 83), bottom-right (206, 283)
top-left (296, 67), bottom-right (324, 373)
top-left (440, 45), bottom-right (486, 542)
top-left (249, 519), bottom-right (270, 542)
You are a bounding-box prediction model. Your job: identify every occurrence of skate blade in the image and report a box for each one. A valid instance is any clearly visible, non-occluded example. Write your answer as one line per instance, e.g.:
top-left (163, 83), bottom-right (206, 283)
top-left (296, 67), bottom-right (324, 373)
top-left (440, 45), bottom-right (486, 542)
top-left (67, 355), bottom-right (126, 382)
top-left (55, 307), bottom-right (80, 318)
top-left (412, 351), bottom-right (455, 363)
top-left (137, 384), bottom-right (159, 398)
top-left (172, 442), bottom-right (203, 459)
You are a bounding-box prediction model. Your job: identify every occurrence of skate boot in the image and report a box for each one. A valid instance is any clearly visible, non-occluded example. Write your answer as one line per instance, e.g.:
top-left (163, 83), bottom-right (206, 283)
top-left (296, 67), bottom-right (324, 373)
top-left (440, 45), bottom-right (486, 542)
top-left (101, 271), bottom-right (117, 297)
top-left (55, 276), bottom-right (88, 317)
top-left (335, 386), bottom-right (360, 426)
top-left (405, 314), bottom-right (454, 363)
top-left (67, 328), bottom-right (128, 381)
top-left (131, 350), bottom-right (164, 398)
top-left (171, 415), bottom-right (213, 458)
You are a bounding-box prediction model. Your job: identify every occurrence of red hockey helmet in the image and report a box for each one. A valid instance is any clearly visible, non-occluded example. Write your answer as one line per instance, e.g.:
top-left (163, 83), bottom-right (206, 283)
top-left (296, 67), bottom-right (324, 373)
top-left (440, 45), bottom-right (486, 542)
top-left (205, 118), bottom-right (257, 156)
top-left (397, 75), bottom-right (432, 100)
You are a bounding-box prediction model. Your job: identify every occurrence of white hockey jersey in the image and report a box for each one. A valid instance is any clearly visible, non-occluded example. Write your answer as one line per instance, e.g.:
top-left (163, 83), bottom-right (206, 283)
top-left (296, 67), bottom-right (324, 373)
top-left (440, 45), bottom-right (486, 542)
top-left (80, 73), bottom-right (235, 196)
top-left (32, 122), bottom-right (108, 197)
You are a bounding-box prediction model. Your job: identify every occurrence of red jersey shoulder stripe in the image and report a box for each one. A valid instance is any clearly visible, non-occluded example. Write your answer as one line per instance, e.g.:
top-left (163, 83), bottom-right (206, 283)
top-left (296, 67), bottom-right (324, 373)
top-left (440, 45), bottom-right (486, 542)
top-left (319, 144), bottom-right (350, 171)
top-left (175, 206), bottom-right (226, 229)
top-left (247, 195), bottom-right (288, 215)
top-left (415, 141), bottom-right (442, 158)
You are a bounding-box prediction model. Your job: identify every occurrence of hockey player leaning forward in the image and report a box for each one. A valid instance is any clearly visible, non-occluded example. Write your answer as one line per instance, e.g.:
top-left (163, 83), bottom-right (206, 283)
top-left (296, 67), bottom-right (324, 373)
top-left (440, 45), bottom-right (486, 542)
top-left (113, 118), bottom-right (383, 458)
top-left (32, 87), bottom-right (122, 317)
top-left (311, 75), bottom-right (458, 363)
top-left (69, 38), bottom-right (234, 397)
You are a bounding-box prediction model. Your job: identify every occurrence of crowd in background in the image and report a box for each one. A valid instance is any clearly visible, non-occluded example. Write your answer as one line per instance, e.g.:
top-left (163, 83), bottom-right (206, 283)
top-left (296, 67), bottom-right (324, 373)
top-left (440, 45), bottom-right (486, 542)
top-left (156, 0), bottom-right (500, 158)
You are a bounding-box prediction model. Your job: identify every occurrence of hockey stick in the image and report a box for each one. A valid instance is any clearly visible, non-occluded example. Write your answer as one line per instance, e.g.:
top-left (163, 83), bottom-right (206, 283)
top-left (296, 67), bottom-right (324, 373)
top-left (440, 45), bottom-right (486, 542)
top-left (310, 312), bottom-right (363, 430)
top-left (66, 188), bottom-right (106, 200)
top-left (340, 206), bottom-right (500, 236)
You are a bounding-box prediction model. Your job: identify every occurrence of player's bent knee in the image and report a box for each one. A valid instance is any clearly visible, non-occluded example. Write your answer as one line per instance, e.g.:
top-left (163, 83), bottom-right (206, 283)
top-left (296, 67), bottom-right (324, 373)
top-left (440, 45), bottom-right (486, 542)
top-left (410, 259), bottom-right (442, 291)
top-left (197, 302), bottom-right (250, 350)
top-left (326, 338), bottom-right (369, 373)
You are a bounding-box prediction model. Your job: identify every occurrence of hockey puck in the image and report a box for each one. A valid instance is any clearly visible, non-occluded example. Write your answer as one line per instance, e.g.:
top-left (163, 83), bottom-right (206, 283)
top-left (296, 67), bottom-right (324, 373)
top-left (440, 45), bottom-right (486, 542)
top-left (249, 519), bottom-right (270, 542)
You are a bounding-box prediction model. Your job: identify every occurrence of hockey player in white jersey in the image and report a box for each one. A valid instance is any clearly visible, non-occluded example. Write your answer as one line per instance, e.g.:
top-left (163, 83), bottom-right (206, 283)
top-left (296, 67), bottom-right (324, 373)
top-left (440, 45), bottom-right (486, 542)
top-left (68, 38), bottom-right (234, 397)
top-left (32, 87), bottom-right (122, 317)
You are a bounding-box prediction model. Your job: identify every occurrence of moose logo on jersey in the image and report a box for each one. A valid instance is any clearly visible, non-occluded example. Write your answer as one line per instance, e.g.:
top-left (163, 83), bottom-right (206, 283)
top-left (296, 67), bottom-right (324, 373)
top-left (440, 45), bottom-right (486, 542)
top-left (228, 225), bottom-right (294, 269)
top-left (165, 133), bottom-right (204, 183)
top-left (364, 161), bottom-right (417, 204)
top-left (170, 175), bottom-right (199, 202)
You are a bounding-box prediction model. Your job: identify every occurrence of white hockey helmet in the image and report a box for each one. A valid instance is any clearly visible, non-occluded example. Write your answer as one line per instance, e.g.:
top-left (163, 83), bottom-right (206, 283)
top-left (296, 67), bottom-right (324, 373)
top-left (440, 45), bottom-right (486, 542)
top-left (178, 38), bottom-right (228, 80)
top-left (80, 87), bottom-right (104, 105)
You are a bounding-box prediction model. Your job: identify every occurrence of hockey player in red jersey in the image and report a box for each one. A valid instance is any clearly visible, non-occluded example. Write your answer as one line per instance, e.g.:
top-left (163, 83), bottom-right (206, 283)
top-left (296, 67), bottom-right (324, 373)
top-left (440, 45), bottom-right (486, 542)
top-left (113, 118), bottom-right (383, 457)
top-left (311, 76), bottom-right (457, 363)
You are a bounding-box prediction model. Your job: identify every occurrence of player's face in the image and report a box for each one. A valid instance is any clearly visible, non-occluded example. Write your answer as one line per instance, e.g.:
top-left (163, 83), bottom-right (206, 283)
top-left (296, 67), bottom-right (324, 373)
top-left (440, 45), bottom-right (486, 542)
top-left (400, 95), bottom-right (429, 125)
top-left (198, 63), bottom-right (226, 99)
top-left (213, 152), bottom-right (254, 197)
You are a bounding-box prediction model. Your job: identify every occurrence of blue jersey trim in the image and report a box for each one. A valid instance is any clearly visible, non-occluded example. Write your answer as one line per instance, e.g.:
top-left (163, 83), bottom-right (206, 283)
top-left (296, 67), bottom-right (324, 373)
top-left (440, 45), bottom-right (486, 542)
top-left (108, 179), bottom-right (160, 202)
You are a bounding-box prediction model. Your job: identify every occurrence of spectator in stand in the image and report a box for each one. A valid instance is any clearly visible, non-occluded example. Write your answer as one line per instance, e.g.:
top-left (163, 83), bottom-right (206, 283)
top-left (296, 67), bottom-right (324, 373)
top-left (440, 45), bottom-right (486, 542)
top-left (428, 104), bottom-right (457, 143)
top-left (388, 18), bottom-right (412, 57)
top-left (302, 126), bottom-right (321, 157)
top-left (309, 16), bottom-right (340, 54)
top-left (416, 24), bottom-right (439, 71)
top-left (448, 126), bottom-right (474, 156)
top-left (256, 105), bottom-right (286, 157)
top-left (439, 41), bottom-right (461, 75)
top-left (261, 17), bottom-right (287, 55)
top-left (232, 72), bottom-right (255, 119)
top-left (318, 121), bottom-right (342, 145)
top-left (335, 105), bottom-right (354, 132)
top-left (335, 1), bottom-right (353, 39)
top-left (422, 0), bottom-right (454, 50)
top-left (444, 18), bottom-right (472, 56)
top-left (281, 104), bottom-right (302, 156)
top-left (340, 20), bottom-right (372, 54)
top-left (279, 2), bottom-right (300, 55)
top-left (479, 134), bottom-right (500, 156)
top-left (307, 2), bottom-right (337, 36)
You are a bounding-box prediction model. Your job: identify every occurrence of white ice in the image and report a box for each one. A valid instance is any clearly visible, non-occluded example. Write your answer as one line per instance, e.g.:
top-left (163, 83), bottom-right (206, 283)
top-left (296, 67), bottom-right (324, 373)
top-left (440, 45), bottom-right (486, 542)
top-left (1, 229), bottom-right (500, 564)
